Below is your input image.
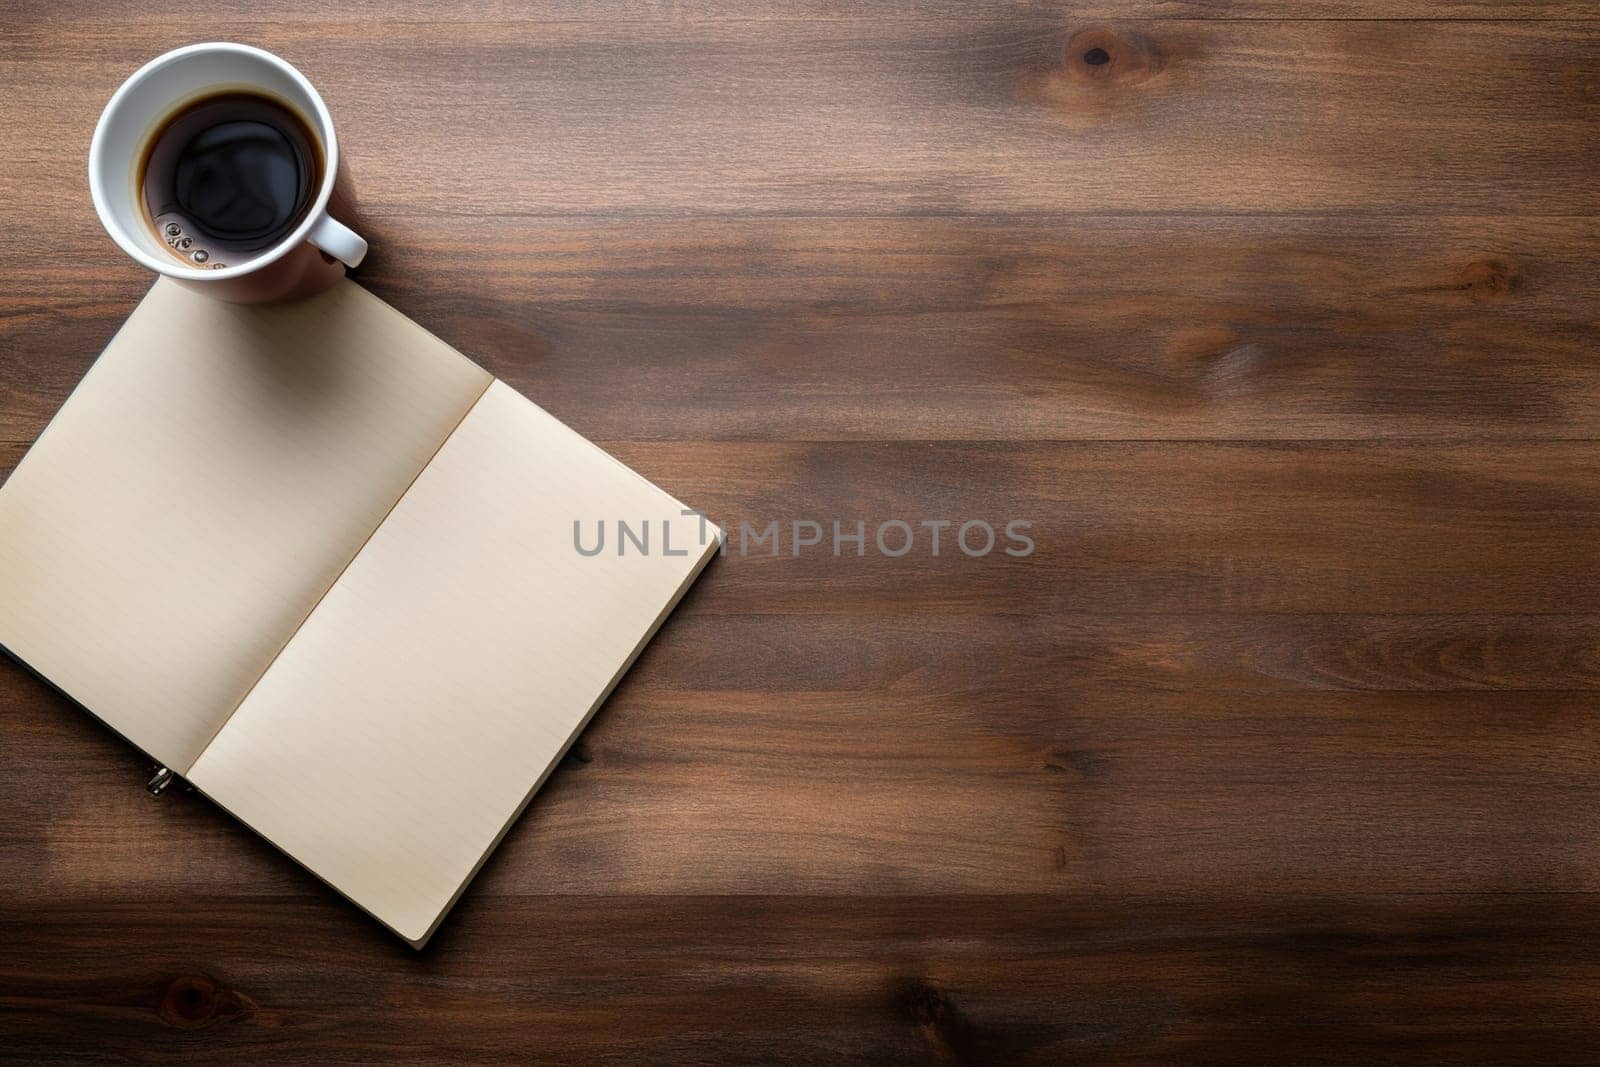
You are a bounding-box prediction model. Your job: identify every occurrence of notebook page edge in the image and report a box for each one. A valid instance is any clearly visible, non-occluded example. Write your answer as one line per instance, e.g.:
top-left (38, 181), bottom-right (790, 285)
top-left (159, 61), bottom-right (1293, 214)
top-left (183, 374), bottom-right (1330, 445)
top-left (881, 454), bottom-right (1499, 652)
top-left (0, 641), bottom-right (167, 768)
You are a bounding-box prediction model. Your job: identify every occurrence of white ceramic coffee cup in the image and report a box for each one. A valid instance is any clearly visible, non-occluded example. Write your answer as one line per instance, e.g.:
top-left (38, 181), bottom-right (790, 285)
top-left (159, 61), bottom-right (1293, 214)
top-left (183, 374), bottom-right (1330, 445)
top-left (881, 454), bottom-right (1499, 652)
top-left (89, 42), bottom-right (367, 303)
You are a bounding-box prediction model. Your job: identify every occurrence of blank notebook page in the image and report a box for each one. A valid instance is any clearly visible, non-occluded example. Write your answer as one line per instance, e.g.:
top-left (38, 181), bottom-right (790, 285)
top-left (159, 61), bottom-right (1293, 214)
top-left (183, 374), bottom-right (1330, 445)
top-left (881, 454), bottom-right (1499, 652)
top-left (0, 279), bottom-right (490, 771)
top-left (188, 382), bottom-right (718, 945)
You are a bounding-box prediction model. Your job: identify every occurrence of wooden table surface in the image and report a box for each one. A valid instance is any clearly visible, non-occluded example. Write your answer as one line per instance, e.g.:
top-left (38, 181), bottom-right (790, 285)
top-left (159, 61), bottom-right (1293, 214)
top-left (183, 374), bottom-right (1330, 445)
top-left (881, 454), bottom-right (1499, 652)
top-left (4, 1), bottom-right (1600, 1061)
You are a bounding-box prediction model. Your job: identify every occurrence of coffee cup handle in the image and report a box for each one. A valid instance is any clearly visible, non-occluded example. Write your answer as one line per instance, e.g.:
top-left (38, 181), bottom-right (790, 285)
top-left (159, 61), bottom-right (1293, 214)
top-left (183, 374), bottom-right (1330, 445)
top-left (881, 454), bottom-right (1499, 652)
top-left (306, 211), bottom-right (368, 269)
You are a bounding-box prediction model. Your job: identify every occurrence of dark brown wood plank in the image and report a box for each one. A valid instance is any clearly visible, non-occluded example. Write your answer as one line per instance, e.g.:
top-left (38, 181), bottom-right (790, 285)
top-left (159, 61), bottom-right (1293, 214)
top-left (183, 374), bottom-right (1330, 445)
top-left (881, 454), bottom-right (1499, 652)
top-left (6, 215), bottom-right (1599, 445)
top-left (5, 894), bottom-right (1600, 1062)
top-left (653, 612), bottom-right (1600, 693)
top-left (11, 0), bottom-right (1600, 22)
top-left (3, 20), bottom-right (1597, 219)
top-left (589, 440), bottom-right (1600, 616)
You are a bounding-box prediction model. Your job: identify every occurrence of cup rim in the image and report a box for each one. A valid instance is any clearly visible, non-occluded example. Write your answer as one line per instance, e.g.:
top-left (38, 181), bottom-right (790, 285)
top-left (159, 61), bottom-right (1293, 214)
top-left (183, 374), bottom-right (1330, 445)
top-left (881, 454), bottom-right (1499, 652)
top-left (88, 41), bottom-right (341, 283)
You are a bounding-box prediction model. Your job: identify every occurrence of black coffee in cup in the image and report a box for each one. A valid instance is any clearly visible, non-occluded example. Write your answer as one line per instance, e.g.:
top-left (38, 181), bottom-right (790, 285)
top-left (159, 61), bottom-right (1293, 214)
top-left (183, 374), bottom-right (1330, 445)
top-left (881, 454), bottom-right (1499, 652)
top-left (139, 91), bottom-right (322, 270)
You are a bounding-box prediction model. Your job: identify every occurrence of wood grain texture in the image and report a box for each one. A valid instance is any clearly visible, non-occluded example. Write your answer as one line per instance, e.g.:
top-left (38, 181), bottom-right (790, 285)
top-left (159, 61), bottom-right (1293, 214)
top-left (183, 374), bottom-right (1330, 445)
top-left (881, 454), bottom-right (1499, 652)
top-left (7, 894), bottom-right (1600, 1062)
top-left (3, 0), bottom-right (1600, 1061)
top-left (9, 217), bottom-right (1600, 443)
top-left (15, 1), bottom-right (1600, 20)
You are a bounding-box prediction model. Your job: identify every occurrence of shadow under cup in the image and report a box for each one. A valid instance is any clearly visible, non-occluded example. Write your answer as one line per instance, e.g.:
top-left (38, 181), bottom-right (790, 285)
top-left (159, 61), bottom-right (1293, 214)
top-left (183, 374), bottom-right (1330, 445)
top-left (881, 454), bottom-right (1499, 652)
top-left (90, 43), bottom-right (362, 303)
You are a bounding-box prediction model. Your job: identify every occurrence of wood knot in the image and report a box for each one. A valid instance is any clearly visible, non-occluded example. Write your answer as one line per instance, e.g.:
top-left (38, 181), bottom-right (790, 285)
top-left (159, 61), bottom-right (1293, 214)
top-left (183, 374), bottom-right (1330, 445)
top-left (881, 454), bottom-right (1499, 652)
top-left (1015, 25), bottom-right (1170, 119)
top-left (1458, 258), bottom-right (1521, 303)
top-left (1064, 28), bottom-right (1163, 85)
top-left (1044, 747), bottom-right (1110, 777)
top-left (157, 974), bottom-right (250, 1029)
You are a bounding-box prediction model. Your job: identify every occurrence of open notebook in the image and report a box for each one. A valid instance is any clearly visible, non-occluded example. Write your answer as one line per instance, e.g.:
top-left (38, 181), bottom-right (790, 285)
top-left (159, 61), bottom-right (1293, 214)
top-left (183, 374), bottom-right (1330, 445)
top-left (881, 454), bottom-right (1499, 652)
top-left (0, 279), bottom-right (718, 947)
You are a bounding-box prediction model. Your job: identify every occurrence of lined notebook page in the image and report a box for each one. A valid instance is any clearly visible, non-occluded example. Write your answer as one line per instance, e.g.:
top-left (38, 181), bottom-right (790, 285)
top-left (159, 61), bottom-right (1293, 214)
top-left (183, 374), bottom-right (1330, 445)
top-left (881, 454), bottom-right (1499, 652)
top-left (0, 279), bottom-right (490, 771)
top-left (188, 382), bottom-right (718, 945)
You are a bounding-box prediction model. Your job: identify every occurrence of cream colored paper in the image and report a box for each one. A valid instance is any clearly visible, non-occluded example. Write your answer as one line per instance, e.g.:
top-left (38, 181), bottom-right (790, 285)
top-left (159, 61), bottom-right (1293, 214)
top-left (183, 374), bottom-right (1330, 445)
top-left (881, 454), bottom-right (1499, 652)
top-left (0, 279), bottom-right (490, 771)
top-left (188, 382), bottom-right (718, 945)
top-left (0, 283), bottom-right (714, 945)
